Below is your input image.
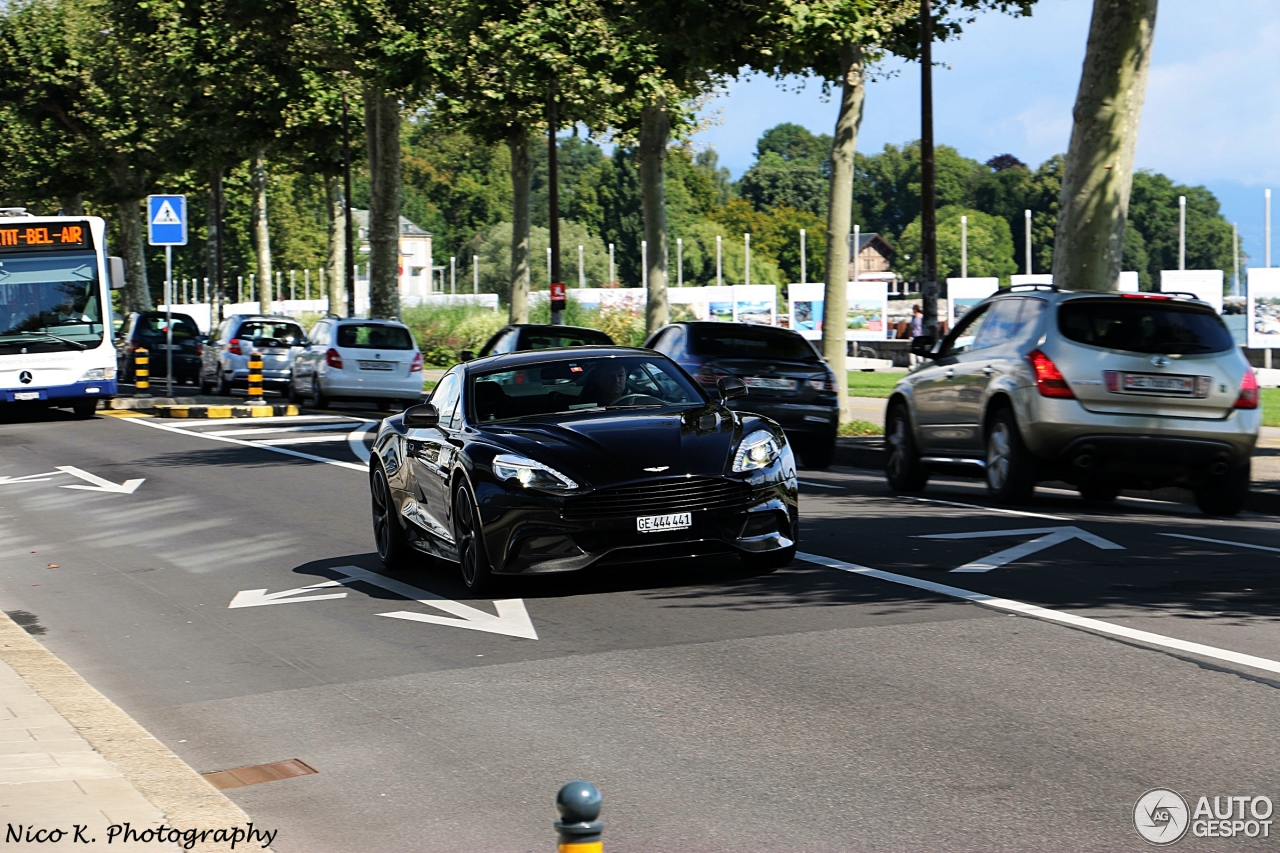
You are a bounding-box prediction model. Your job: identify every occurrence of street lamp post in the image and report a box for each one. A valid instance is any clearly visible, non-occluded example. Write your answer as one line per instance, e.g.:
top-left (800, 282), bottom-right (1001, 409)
top-left (744, 233), bottom-right (751, 286)
top-left (961, 215), bottom-right (968, 279)
top-left (1178, 195), bottom-right (1186, 270)
top-left (676, 238), bottom-right (683, 287)
top-left (1024, 210), bottom-right (1032, 274)
top-left (716, 235), bottom-right (723, 286)
top-left (919, 0), bottom-right (939, 338)
top-left (800, 228), bottom-right (806, 284)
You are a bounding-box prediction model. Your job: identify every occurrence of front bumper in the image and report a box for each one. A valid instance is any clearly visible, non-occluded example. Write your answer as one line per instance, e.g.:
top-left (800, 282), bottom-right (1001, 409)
top-left (475, 470), bottom-right (799, 575)
top-left (2, 379), bottom-right (118, 403)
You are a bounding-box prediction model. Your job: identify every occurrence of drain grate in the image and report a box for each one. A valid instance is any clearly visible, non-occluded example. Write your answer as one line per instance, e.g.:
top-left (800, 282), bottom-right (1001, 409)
top-left (202, 758), bottom-right (317, 790)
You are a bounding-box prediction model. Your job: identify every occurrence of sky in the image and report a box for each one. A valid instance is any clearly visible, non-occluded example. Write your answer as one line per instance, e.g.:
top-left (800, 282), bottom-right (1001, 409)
top-left (690, 0), bottom-right (1280, 266)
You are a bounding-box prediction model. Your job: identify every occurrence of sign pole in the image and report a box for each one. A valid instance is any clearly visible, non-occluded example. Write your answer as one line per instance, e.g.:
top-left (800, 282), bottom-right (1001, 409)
top-left (165, 245), bottom-right (173, 398)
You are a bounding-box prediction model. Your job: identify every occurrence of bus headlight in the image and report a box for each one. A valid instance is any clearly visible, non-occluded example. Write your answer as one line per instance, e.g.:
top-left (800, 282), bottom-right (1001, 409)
top-left (79, 367), bottom-right (116, 381)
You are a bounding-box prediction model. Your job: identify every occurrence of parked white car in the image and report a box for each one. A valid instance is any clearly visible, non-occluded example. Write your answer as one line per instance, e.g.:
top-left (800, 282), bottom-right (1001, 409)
top-left (289, 317), bottom-right (424, 410)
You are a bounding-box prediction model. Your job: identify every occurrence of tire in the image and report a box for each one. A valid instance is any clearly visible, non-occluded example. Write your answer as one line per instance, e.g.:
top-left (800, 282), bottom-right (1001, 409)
top-left (309, 378), bottom-right (329, 409)
top-left (198, 369), bottom-right (213, 395)
top-left (71, 400), bottom-right (97, 419)
top-left (1195, 462), bottom-right (1250, 517)
top-left (287, 379), bottom-right (302, 404)
top-left (1078, 481), bottom-right (1118, 503)
top-left (453, 484), bottom-right (495, 593)
top-left (214, 370), bottom-right (230, 397)
top-left (371, 463), bottom-right (413, 569)
top-left (798, 433), bottom-right (836, 469)
top-left (741, 509), bottom-right (798, 573)
top-left (884, 404), bottom-right (928, 492)
top-left (984, 408), bottom-right (1035, 504)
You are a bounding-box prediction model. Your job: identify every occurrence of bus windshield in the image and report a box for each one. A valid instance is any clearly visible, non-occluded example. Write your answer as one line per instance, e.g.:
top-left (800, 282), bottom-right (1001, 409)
top-left (0, 251), bottom-right (104, 353)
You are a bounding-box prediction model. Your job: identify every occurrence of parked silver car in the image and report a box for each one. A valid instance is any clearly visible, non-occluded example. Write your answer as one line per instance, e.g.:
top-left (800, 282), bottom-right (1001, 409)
top-left (289, 316), bottom-right (423, 410)
top-left (884, 286), bottom-right (1261, 515)
top-left (199, 314), bottom-right (307, 395)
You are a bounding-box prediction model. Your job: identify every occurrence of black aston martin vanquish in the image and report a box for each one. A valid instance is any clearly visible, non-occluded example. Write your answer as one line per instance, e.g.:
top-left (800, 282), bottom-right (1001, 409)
top-left (369, 346), bottom-right (799, 590)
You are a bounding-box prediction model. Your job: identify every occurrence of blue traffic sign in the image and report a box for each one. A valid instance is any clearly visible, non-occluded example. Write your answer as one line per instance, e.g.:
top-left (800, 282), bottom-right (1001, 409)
top-left (147, 194), bottom-right (187, 246)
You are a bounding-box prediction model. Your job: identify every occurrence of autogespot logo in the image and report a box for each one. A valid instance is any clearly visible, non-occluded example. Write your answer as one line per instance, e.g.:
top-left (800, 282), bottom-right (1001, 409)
top-left (1135, 789), bottom-right (1190, 845)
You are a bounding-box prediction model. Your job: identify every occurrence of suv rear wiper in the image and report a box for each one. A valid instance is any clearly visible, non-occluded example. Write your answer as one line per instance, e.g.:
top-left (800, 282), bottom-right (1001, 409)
top-left (19, 331), bottom-right (87, 350)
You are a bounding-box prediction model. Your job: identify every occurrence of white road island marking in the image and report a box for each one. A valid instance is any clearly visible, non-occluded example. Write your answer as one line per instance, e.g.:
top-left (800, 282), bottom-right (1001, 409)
top-left (229, 580), bottom-right (350, 608)
top-left (798, 480), bottom-right (844, 490)
top-left (798, 551), bottom-right (1280, 677)
top-left (1159, 533), bottom-right (1280, 554)
top-left (916, 526), bottom-right (1123, 572)
top-left (55, 466), bottom-right (144, 494)
top-left (124, 417), bottom-right (368, 472)
top-left (904, 496), bottom-right (1071, 521)
top-left (335, 565), bottom-right (539, 640)
top-left (0, 471), bottom-right (60, 485)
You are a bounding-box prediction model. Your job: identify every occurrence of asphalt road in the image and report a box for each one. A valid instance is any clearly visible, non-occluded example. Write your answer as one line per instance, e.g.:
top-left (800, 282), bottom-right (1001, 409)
top-left (2, 406), bottom-right (1280, 851)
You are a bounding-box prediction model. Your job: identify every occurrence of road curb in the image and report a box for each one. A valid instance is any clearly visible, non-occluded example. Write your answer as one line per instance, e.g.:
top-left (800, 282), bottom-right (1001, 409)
top-left (155, 404), bottom-right (300, 419)
top-left (0, 611), bottom-right (270, 852)
top-left (106, 397), bottom-right (197, 410)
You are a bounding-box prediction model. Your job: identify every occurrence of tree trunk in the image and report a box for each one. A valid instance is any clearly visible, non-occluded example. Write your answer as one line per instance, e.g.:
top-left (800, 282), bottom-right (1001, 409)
top-left (325, 173), bottom-right (347, 317)
top-left (251, 149), bottom-right (273, 312)
top-left (822, 42), bottom-right (866, 424)
top-left (639, 101), bottom-right (670, 334)
top-left (115, 198), bottom-right (151, 313)
top-left (1052, 0), bottom-right (1158, 292)
top-left (365, 86), bottom-right (401, 319)
top-left (206, 167), bottom-right (221, 308)
top-left (508, 127), bottom-right (532, 324)
top-left (59, 193), bottom-right (84, 216)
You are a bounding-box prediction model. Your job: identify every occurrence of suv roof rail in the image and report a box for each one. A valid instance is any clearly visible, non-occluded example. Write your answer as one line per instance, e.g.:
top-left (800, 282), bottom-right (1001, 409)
top-left (1160, 291), bottom-right (1203, 300)
top-left (1007, 283), bottom-right (1059, 292)
top-left (0, 207), bottom-right (33, 218)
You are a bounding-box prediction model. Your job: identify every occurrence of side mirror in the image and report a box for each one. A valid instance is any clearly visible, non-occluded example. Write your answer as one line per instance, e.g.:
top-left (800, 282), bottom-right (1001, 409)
top-left (403, 403), bottom-right (439, 428)
top-left (910, 335), bottom-right (938, 358)
top-left (459, 350), bottom-right (474, 363)
top-left (108, 257), bottom-right (126, 290)
top-left (717, 375), bottom-right (747, 401)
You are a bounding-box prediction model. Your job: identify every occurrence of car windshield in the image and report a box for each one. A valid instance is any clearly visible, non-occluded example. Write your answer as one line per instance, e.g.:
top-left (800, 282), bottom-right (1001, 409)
top-left (237, 320), bottom-right (305, 346)
top-left (688, 325), bottom-right (820, 361)
top-left (522, 328), bottom-right (613, 349)
top-left (136, 315), bottom-right (199, 342)
top-left (469, 355), bottom-right (705, 423)
top-left (1058, 299), bottom-right (1235, 355)
top-left (0, 251), bottom-right (104, 353)
top-left (336, 323), bottom-right (415, 350)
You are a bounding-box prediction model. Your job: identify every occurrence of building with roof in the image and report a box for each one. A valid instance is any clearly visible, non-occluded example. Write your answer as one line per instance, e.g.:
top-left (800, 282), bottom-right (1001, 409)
top-left (848, 232), bottom-right (896, 280)
top-left (352, 210), bottom-right (434, 299)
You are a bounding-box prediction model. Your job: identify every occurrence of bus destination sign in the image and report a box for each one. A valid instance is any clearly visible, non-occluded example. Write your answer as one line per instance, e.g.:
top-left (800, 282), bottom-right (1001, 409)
top-left (0, 222), bottom-right (93, 253)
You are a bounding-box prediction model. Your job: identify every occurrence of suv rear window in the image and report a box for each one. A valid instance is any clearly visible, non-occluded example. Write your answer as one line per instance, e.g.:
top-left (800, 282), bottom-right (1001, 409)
top-left (336, 324), bottom-right (414, 350)
top-left (136, 315), bottom-right (198, 341)
top-left (237, 321), bottom-right (305, 345)
top-left (1058, 299), bottom-right (1234, 355)
top-left (689, 325), bottom-right (819, 361)
top-left (522, 329), bottom-right (613, 349)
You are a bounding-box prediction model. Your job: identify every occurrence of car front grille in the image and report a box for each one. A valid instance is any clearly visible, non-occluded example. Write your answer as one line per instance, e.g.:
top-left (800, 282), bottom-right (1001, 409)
top-left (563, 477), bottom-right (752, 519)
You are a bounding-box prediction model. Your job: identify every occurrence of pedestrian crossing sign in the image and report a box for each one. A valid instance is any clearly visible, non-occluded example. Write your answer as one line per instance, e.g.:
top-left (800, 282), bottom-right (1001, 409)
top-left (147, 194), bottom-right (187, 246)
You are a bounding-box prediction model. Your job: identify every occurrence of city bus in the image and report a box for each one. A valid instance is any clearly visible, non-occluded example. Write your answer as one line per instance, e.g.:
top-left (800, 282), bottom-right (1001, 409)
top-left (0, 211), bottom-right (124, 417)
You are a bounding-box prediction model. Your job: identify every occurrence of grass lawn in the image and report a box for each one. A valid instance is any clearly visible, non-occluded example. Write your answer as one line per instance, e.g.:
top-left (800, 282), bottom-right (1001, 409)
top-left (838, 420), bottom-right (883, 437)
top-left (847, 371), bottom-right (902, 398)
top-left (1263, 388), bottom-right (1279, 427)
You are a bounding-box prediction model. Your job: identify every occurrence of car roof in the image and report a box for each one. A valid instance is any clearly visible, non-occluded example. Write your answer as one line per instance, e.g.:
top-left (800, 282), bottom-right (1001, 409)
top-left (674, 321), bottom-right (802, 334)
top-left (230, 314), bottom-right (304, 323)
top-left (463, 345), bottom-right (654, 372)
top-left (331, 316), bottom-right (408, 326)
top-left (507, 323), bottom-right (612, 335)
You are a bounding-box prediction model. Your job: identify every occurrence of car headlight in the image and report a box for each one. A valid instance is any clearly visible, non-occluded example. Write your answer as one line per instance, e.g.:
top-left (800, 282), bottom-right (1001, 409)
top-left (493, 453), bottom-right (579, 490)
top-left (79, 367), bottom-right (116, 381)
top-left (732, 429), bottom-right (782, 472)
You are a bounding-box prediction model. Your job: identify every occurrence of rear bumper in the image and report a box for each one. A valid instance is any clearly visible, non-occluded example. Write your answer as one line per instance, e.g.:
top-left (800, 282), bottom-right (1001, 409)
top-left (727, 399), bottom-right (838, 439)
top-left (231, 368), bottom-right (291, 385)
top-left (132, 354), bottom-right (200, 377)
top-left (319, 372), bottom-right (423, 400)
top-left (2, 379), bottom-right (117, 403)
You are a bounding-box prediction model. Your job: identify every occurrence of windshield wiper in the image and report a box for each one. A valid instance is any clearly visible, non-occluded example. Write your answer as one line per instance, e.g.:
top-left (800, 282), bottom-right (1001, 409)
top-left (18, 331), bottom-right (87, 350)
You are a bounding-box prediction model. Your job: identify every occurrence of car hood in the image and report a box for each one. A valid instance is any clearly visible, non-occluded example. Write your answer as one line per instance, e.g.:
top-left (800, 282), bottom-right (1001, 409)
top-left (478, 405), bottom-right (743, 488)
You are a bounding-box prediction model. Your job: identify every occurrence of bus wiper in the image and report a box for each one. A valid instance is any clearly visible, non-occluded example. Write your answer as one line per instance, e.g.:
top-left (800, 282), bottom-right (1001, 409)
top-left (19, 331), bottom-right (87, 350)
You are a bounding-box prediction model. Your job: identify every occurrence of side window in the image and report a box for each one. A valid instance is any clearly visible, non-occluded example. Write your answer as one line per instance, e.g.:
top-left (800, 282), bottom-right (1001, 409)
top-left (310, 322), bottom-right (328, 346)
top-left (428, 371), bottom-right (462, 428)
top-left (972, 299), bottom-right (1024, 350)
top-left (488, 330), bottom-right (516, 355)
top-left (1014, 299), bottom-right (1047, 343)
top-left (940, 304), bottom-right (991, 358)
top-left (648, 328), bottom-right (680, 354)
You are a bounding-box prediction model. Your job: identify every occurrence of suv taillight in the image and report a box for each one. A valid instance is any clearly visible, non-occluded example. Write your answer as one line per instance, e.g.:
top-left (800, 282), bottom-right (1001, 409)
top-left (1235, 370), bottom-right (1259, 409)
top-left (195, 343), bottom-right (204, 357)
top-left (1027, 349), bottom-right (1074, 398)
top-left (325, 348), bottom-right (343, 369)
top-left (227, 338), bottom-right (242, 356)
top-left (410, 352), bottom-right (423, 373)
top-left (808, 375), bottom-right (837, 392)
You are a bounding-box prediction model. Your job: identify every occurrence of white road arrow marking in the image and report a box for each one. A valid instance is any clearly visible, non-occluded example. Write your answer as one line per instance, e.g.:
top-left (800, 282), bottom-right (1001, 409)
top-left (332, 565), bottom-right (538, 640)
top-left (55, 466), bottom-right (145, 494)
top-left (228, 579), bottom-right (349, 608)
top-left (1159, 533), bottom-right (1280, 554)
top-left (917, 526), bottom-right (1124, 573)
top-left (0, 471), bottom-right (60, 485)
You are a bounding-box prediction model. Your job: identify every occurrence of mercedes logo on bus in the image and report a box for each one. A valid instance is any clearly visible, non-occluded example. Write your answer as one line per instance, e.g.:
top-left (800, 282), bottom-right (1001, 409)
top-left (18, 371), bottom-right (32, 385)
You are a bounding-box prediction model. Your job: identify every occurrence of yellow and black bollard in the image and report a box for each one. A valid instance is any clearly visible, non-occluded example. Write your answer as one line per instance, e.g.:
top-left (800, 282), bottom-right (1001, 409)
top-left (246, 352), bottom-right (265, 405)
top-left (133, 348), bottom-right (150, 398)
top-left (554, 781), bottom-right (603, 853)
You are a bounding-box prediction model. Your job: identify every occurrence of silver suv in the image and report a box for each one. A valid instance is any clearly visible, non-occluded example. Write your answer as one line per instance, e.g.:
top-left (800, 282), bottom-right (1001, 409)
top-left (884, 286), bottom-right (1261, 516)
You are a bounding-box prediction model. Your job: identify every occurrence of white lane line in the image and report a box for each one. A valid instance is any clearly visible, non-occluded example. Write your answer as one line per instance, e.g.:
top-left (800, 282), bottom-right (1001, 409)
top-left (797, 551), bottom-right (1280, 676)
top-left (904, 496), bottom-right (1071, 521)
top-left (347, 423), bottom-right (374, 463)
top-left (798, 480), bottom-right (844, 490)
top-left (164, 414), bottom-right (374, 428)
top-left (122, 417), bottom-right (368, 472)
top-left (1160, 533), bottom-right (1280, 554)
top-left (257, 435), bottom-right (354, 446)
top-left (205, 423), bottom-right (362, 437)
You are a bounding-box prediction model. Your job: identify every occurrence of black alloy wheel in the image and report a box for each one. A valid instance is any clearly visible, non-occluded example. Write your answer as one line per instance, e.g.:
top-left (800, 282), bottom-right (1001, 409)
top-left (884, 404), bottom-right (928, 492)
top-left (453, 484), bottom-right (494, 593)
top-left (985, 408), bottom-right (1035, 504)
top-left (371, 464), bottom-right (412, 569)
top-left (1195, 462), bottom-right (1250, 517)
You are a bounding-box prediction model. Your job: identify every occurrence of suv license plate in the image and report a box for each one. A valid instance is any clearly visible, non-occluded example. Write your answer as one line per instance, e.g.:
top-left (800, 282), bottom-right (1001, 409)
top-left (359, 360), bottom-right (395, 371)
top-left (637, 512), bottom-right (692, 533)
top-left (1122, 373), bottom-right (1195, 394)
top-left (745, 377), bottom-right (797, 390)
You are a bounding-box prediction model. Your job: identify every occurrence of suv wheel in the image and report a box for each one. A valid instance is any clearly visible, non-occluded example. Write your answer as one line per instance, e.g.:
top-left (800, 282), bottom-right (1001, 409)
top-left (309, 379), bottom-right (329, 409)
top-left (985, 408), bottom-right (1035, 504)
top-left (1195, 462), bottom-right (1250, 517)
top-left (884, 404), bottom-right (928, 492)
top-left (214, 370), bottom-right (230, 396)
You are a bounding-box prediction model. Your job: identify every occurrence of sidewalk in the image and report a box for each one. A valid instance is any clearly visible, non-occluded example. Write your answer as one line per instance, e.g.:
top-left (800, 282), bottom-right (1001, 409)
top-left (0, 613), bottom-right (268, 852)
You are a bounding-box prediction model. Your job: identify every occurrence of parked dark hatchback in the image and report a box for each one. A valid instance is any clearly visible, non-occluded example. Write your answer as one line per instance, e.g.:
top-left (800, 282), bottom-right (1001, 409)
top-left (115, 311), bottom-right (203, 384)
top-left (645, 322), bottom-right (839, 468)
